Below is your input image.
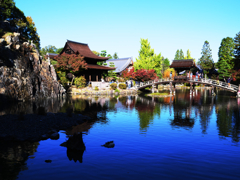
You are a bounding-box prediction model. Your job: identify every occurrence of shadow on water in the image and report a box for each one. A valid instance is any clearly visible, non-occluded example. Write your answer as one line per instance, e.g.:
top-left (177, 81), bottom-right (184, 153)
top-left (0, 140), bottom-right (39, 180)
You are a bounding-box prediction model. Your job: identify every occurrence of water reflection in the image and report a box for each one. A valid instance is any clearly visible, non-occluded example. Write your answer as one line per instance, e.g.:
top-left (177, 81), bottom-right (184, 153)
top-left (0, 141), bottom-right (39, 180)
top-left (1, 90), bottom-right (240, 179)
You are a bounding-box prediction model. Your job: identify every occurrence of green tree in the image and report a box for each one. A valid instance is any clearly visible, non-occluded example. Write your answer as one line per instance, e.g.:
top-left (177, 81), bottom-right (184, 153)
top-left (26, 16), bottom-right (40, 49)
top-left (234, 31), bottom-right (240, 69)
top-left (113, 52), bottom-right (119, 59)
top-left (107, 54), bottom-right (113, 59)
top-left (134, 38), bottom-right (163, 77)
top-left (174, 49), bottom-right (180, 60)
top-left (100, 50), bottom-right (107, 57)
top-left (179, 49), bottom-right (184, 59)
top-left (0, 0), bottom-right (15, 22)
top-left (56, 47), bottom-right (63, 54)
top-left (184, 49), bottom-right (193, 59)
top-left (217, 37), bottom-right (235, 79)
top-left (0, 0), bottom-right (40, 49)
top-left (197, 41), bottom-right (214, 72)
top-left (40, 45), bottom-right (57, 56)
top-left (108, 62), bottom-right (116, 79)
top-left (162, 57), bottom-right (170, 71)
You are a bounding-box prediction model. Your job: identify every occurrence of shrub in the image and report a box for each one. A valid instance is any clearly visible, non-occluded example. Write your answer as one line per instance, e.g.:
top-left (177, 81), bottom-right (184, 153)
top-left (74, 76), bottom-right (86, 88)
top-left (119, 83), bottom-right (127, 89)
top-left (115, 88), bottom-right (120, 93)
top-left (110, 83), bottom-right (117, 90)
top-left (95, 86), bottom-right (99, 91)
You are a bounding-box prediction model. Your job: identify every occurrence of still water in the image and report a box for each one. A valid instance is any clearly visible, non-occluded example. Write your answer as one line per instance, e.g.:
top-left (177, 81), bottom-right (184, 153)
top-left (1, 89), bottom-right (240, 180)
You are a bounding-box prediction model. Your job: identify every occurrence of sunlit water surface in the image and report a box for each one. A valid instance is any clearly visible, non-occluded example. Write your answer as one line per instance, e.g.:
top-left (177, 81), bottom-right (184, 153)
top-left (1, 89), bottom-right (240, 180)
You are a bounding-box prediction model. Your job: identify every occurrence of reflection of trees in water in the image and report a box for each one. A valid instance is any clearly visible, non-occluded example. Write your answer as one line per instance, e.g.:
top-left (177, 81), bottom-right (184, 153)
top-left (0, 141), bottom-right (39, 180)
top-left (135, 96), bottom-right (161, 131)
top-left (216, 98), bottom-right (240, 142)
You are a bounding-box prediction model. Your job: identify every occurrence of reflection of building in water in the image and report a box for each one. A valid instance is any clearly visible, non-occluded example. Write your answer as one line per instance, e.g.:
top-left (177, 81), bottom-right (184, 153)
top-left (0, 141), bottom-right (39, 180)
top-left (118, 96), bottom-right (136, 110)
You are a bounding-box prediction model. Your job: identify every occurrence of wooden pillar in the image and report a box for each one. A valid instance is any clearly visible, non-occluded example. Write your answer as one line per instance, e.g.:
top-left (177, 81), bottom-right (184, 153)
top-left (89, 75), bottom-right (91, 81)
top-left (96, 75), bottom-right (98, 82)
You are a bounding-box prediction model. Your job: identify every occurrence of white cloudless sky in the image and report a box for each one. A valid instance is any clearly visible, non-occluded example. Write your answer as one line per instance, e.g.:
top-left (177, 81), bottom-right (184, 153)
top-left (15, 0), bottom-right (240, 63)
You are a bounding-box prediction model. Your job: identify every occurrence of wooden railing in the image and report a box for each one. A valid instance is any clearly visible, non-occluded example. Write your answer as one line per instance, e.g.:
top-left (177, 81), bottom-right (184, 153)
top-left (135, 77), bottom-right (239, 92)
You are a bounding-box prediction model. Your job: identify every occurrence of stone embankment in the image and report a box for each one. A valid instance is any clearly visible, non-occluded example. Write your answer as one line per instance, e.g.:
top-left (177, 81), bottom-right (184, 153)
top-left (0, 32), bottom-right (65, 101)
top-left (68, 86), bottom-right (138, 96)
top-left (0, 112), bottom-right (91, 142)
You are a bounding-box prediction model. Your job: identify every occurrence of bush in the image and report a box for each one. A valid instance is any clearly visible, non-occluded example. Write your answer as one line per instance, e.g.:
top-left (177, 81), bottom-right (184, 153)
top-left (95, 86), bottom-right (99, 91)
top-left (110, 83), bottom-right (117, 90)
top-left (74, 76), bottom-right (86, 88)
top-left (115, 88), bottom-right (120, 93)
top-left (119, 83), bottom-right (127, 89)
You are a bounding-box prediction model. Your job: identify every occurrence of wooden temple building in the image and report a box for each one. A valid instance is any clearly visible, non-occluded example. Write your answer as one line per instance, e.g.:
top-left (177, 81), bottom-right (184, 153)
top-left (57, 40), bottom-right (115, 82)
top-left (169, 59), bottom-right (197, 74)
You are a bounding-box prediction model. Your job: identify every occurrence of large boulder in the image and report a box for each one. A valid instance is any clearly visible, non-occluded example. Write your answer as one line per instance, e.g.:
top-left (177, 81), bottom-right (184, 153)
top-left (0, 32), bottom-right (66, 101)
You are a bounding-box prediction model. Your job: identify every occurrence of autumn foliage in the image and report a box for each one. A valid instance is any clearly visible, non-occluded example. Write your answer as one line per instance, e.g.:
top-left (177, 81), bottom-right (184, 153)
top-left (134, 69), bottom-right (157, 82)
top-left (163, 68), bottom-right (176, 78)
top-left (55, 53), bottom-right (87, 73)
top-left (122, 67), bottom-right (135, 79)
top-left (122, 68), bottom-right (157, 82)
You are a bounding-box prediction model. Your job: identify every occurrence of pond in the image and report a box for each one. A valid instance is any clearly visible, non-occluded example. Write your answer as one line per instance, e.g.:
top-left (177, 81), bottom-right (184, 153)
top-left (0, 89), bottom-right (240, 180)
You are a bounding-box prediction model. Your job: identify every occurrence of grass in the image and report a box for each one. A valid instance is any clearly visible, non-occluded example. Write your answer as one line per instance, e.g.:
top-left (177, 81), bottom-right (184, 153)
top-left (147, 92), bottom-right (170, 96)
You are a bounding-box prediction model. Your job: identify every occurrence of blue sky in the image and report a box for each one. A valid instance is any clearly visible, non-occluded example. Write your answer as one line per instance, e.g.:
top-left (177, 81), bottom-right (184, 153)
top-left (15, 0), bottom-right (240, 63)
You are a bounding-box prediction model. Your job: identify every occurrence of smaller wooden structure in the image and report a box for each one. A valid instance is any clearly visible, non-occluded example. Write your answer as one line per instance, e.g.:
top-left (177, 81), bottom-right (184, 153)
top-left (170, 59), bottom-right (197, 74)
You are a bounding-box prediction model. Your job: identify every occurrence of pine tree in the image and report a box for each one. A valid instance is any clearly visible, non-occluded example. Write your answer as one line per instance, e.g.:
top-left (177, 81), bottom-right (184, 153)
top-left (234, 32), bottom-right (240, 69)
top-left (218, 37), bottom-right (235, 79)
top-left (174, 49), bottom-right (180, 60)
top-left (184, 49), bottom-right (193, 59)
top-left (179, 49), bottom-right (184, 59)
top-left (134, 38), bottom-right (163, 77)
top-left (113, 52), bottom-right (119, 59)
top-left (197, 41), bottom-right (214, 71)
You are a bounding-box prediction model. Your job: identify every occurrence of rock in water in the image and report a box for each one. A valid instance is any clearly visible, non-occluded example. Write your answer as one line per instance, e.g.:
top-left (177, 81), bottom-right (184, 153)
top-left (101, 141), bottom-right (115, 148)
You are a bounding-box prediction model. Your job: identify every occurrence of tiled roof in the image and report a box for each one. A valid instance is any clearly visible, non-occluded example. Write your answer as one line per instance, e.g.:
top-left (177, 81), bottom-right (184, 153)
top-left (105, 57), bottom-right (133, 73)
top-left (170, 59), bottom-right (196, 68)
top-left (87, 64), bottom-right (116, 70)
top-left (46, 53), bottom-right (58, 59)
top-left (63, 40), bottom-right (109, 61)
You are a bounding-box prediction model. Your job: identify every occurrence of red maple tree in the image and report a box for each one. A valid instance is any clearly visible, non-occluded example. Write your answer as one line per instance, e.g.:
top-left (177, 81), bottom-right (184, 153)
top-left (54, 53), bottom-right (87, 73)
top-left (122, 67), bottom-right (135, 79)
top-left (134, 69), bottom-right (157, 82)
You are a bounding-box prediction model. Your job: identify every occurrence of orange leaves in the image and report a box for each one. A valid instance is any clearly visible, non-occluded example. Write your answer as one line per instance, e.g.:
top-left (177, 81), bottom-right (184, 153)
top-left (163, 68), bottom-right (176, 78)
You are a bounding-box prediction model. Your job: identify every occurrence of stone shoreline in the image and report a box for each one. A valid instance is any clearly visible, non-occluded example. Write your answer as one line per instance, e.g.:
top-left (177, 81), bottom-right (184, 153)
top-left (0, 113), bottom-right (91, 142)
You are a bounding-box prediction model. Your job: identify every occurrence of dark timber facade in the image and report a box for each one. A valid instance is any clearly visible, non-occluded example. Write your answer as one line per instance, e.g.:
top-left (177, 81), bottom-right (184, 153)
top-left (59, 40), bottom-right (115, 82)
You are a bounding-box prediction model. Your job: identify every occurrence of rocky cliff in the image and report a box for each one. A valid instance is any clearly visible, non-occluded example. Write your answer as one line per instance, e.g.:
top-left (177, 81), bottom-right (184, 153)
top-left (0, 32), bottom-right (65, 101)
